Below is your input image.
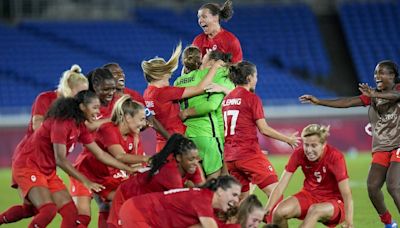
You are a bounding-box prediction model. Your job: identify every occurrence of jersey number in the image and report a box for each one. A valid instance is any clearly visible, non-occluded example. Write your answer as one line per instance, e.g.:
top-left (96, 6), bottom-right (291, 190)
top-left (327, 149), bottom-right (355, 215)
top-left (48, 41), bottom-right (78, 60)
top-left (224, 110), bottom-right (239, 136)
top-left (314, 171), bottom-right (322, 183)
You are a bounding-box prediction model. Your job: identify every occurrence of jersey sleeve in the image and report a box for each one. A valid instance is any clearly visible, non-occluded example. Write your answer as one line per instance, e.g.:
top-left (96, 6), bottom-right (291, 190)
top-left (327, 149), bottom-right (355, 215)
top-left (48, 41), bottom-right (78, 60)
top-left (50, 119), bottom-right (71, 144)
top-left (32, 93), bottom-right (52, 116)
top-left (229, 36), bottom-right (243, 63)
top-left (330, 152), bottom-right (349, 182)
top-left (157, 86), bottom-right (186, 103)
top-left (285, 149), bottom-right (301, 173)
top-left (252, 95), bottom-right (265, 121)
top-left (194, 93), bottom-right (225, 115)
top-left (192, 35), bottom-right (202, 49)
top-left (359, 94), bottom-right (371, 106)
top-left (78, 124), bottom-right (94, 144)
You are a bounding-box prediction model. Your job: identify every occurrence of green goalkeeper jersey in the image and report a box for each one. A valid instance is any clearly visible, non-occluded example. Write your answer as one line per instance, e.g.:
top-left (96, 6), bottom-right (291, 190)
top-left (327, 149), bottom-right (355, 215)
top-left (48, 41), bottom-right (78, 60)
top-left (174, 67), bottom-right (234, 138)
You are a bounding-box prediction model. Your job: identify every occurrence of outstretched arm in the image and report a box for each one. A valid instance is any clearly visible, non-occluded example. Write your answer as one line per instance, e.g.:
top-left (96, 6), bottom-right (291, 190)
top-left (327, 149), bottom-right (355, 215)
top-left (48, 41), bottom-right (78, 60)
top-left (256, 119), bottom-right (300, 149)
top-left (359, 83), bottom-right (400, 101)
top-left (338, 178), bottom-right (354, 228)
top-left (299, 95), bottom-right (364, 108)
top-left (265, 170), bottom-right (293, 214)
top-left (53, 143), bottom-right (105, 193)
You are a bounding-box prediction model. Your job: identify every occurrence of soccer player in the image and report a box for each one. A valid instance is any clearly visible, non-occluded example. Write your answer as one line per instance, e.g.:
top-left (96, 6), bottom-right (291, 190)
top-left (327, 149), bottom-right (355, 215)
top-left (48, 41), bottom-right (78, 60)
top-left (1, 91), bottom-right (135, 228)
top-left (107, 134), bottom-right (205, 228)
top-left (265, 124), bottom-right (353, 228)
top-left (70, 95), bottom-right (149, 228)
top-left (193, 0), bottom-right (243, 63)
top-left (222, 61), bottom-right (299, 203)
top-left (175, 48), bottom-right (233, 178)
top-left (299, 60), bottom-right (400, 227)
top-left (118, 175), bottom-right (241, 228)
top-left (103, 62), bottom-right (170, 140)
top-left (142, 43), bottom-right (222, 151)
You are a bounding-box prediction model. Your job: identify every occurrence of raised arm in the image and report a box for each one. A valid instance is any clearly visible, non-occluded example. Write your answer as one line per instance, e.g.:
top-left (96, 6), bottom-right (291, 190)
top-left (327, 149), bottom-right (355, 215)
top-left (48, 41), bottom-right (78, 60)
top-left (181, 61), bottom-right (224, 99)
top-left (265, 170), bottom-right (293, 214)
top-left (256, 119), bottom-right (299, 149)
top-left (53, 143), bottom-right (104, 192)
top-left (180, 93), bottom-right (225, 120)
top-left (338, 178), bottom-right (354, 228)
top-left (299, 95), bottom-right (364, 108)
top-left (359, 83), bottom-right (400, 101)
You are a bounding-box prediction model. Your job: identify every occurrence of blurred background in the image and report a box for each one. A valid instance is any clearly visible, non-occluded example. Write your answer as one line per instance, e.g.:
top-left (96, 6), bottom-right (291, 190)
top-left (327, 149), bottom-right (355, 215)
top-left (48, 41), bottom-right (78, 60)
top-left (0, 0), bottom-right (399, 165)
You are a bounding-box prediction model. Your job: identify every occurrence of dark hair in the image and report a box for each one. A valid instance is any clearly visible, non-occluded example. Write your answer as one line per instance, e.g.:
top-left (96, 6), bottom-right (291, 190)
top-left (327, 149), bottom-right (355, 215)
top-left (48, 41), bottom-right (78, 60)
top-left (208, 50), bottom-right (232, 63)
top-left (182, 46), bottom-right (202, 74)
top-left (102, 62), bottom-right (120, 70)
top-left (229, 61), bottom-right (257, 85)
top-left (377, 60), bottom-right (399, 83)
top-left (238, 195), bottom-right (263, 228)
top-left (201, 175), bottom-right (241, 192)
top-left (263, 224), bottom-right (279, 228)
top-left (147, 134), bottom-right (197, 179)
top-left (200, 0), bottom-right (233, 22)
top-left (86, 68), bottom-right (115, 92)
top-left (45, 90), bottom-right (98, 125)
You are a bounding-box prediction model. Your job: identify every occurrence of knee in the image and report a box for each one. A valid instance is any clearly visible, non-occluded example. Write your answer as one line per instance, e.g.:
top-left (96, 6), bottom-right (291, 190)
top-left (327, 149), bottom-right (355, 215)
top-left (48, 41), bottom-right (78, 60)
top-left (367, 180), bottom-right (381, 194)
top-left (273, 204), bottom-right (292, 220)
top-left (387, 182), bottom-right (400, 196)
top-left (306, 204), bottom-right (323, 218)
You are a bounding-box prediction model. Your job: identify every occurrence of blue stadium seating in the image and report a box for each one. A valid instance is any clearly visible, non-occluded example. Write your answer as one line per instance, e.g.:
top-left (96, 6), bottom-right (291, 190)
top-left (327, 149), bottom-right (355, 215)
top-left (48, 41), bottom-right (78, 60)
top-left (339, 2), bottom-right (400, 85)
top-left (0, 4), bottom-right (336, 109)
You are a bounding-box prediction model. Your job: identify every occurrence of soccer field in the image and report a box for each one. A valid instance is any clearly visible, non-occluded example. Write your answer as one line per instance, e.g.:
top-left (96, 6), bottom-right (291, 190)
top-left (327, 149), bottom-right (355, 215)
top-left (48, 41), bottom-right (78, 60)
top-left (0, 152), bottom-right (398, 227)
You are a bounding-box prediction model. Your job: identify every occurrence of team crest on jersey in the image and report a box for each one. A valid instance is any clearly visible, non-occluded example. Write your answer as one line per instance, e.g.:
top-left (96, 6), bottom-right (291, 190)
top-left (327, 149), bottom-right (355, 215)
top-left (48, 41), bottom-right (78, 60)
top-left (30, 175), bottom-right (37, 182)
top-left (128, 143), bottom-right (133, 150)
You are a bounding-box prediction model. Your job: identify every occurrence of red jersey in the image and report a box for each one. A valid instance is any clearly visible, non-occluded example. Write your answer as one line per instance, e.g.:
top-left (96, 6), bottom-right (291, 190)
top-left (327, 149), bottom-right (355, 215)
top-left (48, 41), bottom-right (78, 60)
top-left (13, 118), bottom-right (93, 175)
top-left (119, 159), bottom-right (203, 199)
top-left (193, 28), bottom-right (243, 63)
top-left (12, 91), bottom-right (58, 163)
top-left (123, 87), bottom-right (145, 105)
top-left (74, 122), bottom-right (142, 183)
top-left (143, 85), bottom-right (186, 143)
top-left (222, 87), bottom-right (265, 161)
top-left (124, 188), bottom-right (214, 227)
top-left (285, 144), bottom-right (349, 201)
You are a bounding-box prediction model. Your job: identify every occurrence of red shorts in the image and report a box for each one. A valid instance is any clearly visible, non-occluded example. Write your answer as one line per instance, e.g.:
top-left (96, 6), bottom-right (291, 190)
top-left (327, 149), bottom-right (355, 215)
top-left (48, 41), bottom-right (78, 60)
top-left (69, 176), bottom-right (121, 200)
top-left (294, 190), bottom-right (345, 227)
top-left (12, 167), bottom-right (66, 198)
top-left (119, 200), bottom-right (150, 228)
top-left (226, 154), bottom-right (278, 192)
top-left (107, 186), bottom-right (126, 228)
top-left (372, 149), bottom-right (400, 167)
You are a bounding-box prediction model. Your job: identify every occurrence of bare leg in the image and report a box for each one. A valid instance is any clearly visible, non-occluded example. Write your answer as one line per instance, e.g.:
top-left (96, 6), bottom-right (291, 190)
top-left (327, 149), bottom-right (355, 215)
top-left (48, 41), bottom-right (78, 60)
top-left (367, 163), bottom-right (388, 215)
top-left (300, 203), bottom-right (334, 228)
top-left (386, 162), bottom-right (400, 213)
top-left (272, 196), bottom-right (301, 228)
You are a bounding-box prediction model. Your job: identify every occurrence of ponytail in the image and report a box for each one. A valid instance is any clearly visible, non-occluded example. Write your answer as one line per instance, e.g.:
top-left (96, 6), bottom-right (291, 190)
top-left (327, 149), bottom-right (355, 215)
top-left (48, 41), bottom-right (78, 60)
top-left (57, 64), bottom-right (88, 97)
top-left (228, 61), bottom-right (257, 86)
top-left (200, 0), bottom-right (233, 22)
top-left (201, 175), bottom-right (241, 192)
top-left (147, 134), bottom-right (197, 180)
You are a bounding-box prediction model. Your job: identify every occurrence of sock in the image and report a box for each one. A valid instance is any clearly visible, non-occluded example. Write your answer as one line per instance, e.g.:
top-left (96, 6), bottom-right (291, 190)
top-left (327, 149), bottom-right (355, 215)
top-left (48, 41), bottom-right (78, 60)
top-left (264, 195), bottom-right (284, 223)
top-left (380, 210), bottom-right (392, 225)
top-left (28, 203), bottom-right (57, 228)
top-left (98, 211), bottom-right (109, 228)
top-left (0, 204), bottom-right (36, 224)
top-left (77, 214), bottom-right (91, 228)
top-left (58, 201), bottom-right (78, 228)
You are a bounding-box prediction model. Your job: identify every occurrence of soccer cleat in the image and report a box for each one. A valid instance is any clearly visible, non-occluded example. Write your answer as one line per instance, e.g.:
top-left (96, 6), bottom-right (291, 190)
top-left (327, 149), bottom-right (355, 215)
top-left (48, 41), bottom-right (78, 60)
top-left (384, 221), bottom-right (398, 228)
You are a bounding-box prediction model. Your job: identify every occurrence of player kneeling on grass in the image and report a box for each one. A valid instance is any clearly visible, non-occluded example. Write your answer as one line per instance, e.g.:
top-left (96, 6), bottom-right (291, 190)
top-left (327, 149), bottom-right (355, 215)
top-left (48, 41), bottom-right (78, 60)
top-left (265, 124), bottom-right (353, 228)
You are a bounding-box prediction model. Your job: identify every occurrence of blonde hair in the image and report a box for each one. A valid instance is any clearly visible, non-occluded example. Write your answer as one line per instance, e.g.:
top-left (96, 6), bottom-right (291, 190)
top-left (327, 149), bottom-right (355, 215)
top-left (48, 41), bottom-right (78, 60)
top-left (57, 64), bottom-right (88, 97)
top-left (142, 42), bottom-right (182, 82)
top-left (182, 46), bottom-right (201, 74)
top-left (301, 124), bottom-right (330, 143)
top-left (111, 95), bottom-right (144, 125)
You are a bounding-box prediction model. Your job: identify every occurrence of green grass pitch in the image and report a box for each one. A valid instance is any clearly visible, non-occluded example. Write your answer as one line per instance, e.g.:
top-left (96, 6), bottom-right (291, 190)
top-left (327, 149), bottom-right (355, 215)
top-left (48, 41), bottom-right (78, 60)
top-left (0, 152), bottom-right (398, 227)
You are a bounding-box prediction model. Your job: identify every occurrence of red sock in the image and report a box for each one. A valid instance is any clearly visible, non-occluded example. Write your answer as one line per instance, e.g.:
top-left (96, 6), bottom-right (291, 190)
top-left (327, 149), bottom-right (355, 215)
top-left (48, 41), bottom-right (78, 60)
top-left (264, 196), bottom-right (284, 223)
top-left (77, 214), bottom-right (91, 228)
top-left (58, 201), bottom-right (78, 228)
top-left (0, 204), bottom-right (36, 224)
top-left (29, 203), bottom-right (57, 228)
top-left (380, 210), bottom-right (392, 225)
top-left (98, 211), bottom-right (109, 228)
